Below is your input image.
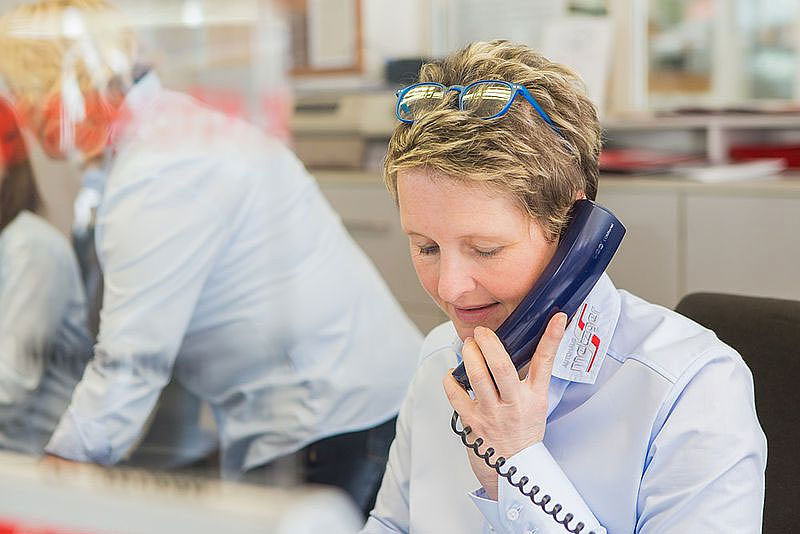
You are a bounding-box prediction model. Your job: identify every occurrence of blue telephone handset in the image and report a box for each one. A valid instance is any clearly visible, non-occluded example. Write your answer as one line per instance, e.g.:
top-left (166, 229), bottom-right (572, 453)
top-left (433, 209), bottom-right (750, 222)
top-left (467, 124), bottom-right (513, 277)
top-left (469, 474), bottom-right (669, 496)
top-left (450, 200), bottom-right (625, 534)
top-left (451, 199), bottom-right (626, 390)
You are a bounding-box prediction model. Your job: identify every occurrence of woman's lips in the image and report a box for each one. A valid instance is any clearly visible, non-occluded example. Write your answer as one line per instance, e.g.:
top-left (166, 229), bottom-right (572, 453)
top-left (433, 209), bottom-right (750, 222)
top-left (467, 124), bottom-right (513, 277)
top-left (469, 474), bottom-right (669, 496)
top-left (452, 302), bottom-right (501, 325)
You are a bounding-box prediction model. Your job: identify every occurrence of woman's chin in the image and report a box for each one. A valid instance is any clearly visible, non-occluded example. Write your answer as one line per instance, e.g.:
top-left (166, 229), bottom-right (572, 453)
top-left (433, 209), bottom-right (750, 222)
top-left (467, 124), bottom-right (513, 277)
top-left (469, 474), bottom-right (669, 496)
top-left (451, 317), bottom-right (505, 341)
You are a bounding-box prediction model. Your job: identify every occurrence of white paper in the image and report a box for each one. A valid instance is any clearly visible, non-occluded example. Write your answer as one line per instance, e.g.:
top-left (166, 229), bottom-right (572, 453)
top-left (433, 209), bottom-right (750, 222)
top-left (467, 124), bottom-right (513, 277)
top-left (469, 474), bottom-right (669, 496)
top-left (540, 16), bottom-right (614, 118)
top-left (447, 0), bottom-right (567, 50)
top-left (307, 0), bottom-right (357, 69)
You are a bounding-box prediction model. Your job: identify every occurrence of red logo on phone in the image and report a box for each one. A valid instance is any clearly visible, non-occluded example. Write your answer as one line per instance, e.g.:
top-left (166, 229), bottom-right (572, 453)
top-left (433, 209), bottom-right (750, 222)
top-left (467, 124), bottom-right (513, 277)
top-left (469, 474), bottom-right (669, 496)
top-left (573, 304), bottom-right (602, 373)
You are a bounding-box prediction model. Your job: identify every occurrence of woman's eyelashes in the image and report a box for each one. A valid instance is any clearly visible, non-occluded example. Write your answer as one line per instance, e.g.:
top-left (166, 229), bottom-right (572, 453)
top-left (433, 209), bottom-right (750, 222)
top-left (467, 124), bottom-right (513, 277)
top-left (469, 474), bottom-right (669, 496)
top-left (415, 243), bottom-right (439, 256)
top-left (414, 243), bottom-right (502, 258)
top-left (474, 247), bottom-right (501, 258)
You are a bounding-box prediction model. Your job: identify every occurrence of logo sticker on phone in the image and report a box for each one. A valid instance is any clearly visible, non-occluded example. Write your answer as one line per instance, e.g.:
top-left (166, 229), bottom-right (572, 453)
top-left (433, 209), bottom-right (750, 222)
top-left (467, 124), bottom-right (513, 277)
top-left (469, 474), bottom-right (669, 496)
top-left (552, 275), bottom-right (620, 384)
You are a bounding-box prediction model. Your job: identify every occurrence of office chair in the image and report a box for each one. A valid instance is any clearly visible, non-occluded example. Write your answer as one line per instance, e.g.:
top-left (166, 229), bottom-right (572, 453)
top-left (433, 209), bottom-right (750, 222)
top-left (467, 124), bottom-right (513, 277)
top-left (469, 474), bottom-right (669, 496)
top-left (675, 292), bottom-right (800, 534)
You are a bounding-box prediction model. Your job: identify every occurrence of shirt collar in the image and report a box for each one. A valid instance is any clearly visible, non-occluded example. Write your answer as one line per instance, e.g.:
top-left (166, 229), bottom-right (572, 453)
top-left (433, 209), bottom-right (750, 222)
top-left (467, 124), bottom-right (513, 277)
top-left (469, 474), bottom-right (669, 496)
top-left (123, 71), bottom-right (162, 112)
top-left (108, 71), bottom-right (162, 148)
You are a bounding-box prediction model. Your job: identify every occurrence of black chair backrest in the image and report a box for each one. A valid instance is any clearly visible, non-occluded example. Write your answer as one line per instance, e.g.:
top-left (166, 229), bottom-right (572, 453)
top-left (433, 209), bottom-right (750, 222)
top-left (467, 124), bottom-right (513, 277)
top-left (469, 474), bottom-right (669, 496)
top-left (675, 293), bottom-right (800, 534)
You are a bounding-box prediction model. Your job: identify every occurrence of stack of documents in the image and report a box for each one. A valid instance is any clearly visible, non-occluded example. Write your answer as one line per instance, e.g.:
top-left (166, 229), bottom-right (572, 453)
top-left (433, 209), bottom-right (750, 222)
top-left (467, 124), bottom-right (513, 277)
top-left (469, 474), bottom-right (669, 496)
top-left (672, 159), bottom-right (785, 183)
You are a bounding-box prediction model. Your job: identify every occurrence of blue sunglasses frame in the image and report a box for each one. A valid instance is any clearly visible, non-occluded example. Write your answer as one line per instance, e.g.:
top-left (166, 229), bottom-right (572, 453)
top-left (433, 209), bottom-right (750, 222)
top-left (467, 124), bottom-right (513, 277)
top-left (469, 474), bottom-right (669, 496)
top-left (395, 79), bottom-right (563, 137)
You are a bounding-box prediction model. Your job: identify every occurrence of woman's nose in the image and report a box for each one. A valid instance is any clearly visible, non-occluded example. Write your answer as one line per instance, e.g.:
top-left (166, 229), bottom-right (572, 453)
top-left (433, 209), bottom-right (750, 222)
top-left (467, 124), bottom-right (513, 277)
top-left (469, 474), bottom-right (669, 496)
top-left (436, 254), bottom-right (476, 304)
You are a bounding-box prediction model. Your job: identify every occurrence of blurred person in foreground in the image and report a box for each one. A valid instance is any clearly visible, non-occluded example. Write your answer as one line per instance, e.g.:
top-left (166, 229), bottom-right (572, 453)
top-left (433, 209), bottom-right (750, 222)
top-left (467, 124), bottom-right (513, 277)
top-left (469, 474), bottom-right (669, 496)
top-left (361, 41), bottom-right (766, 533)
top-left (0, 0), bottom-right (421, 513)
top-left (0, 96), bottom-right (93, 455)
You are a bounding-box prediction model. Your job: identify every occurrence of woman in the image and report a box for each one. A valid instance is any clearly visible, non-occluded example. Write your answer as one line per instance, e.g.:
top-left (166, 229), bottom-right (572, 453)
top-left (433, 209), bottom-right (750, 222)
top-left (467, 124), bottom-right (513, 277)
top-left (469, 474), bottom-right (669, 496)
top-left (362, 41), bottom-right (766, 533)
top-left (0, 97), bottom-right (93, 455)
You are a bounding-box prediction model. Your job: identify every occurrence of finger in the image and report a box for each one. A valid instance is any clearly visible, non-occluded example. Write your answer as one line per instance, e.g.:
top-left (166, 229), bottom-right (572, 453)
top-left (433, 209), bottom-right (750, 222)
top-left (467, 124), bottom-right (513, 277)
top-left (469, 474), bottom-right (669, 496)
top-left (443, 370), bottom-right (475, 415)
top-left (461, 336), bottom-right (500, 402)
top-left (473, 326), bottom-right (521, 403)
top-left (526, 312), bottom-right (567, 390)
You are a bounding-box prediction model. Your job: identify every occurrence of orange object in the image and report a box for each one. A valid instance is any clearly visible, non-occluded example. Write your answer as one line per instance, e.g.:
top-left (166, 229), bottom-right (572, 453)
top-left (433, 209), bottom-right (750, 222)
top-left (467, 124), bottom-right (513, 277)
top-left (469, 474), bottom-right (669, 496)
top-left (40, 90), bottom-right (118, 157)
top-left (0, 98), bottom-right (28, 167)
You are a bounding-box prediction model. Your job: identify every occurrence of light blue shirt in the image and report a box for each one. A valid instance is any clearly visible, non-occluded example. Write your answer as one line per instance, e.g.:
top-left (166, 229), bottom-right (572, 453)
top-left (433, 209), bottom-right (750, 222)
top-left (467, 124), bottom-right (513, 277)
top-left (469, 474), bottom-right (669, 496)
top-left (45, 74), bottom-right (422, 474)
top-left (0, 212), bottom-right (93, 455)
top-left (363, 274), bottom-right (766, 533)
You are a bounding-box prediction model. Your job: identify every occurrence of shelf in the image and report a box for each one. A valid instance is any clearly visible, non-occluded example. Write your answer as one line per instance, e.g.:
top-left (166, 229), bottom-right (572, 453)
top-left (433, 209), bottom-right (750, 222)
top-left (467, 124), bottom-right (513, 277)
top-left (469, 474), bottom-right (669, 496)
top-left (293, 91), bottom-right (800, 136)
top-left (600, 172), bottom-right (800, 197)
top-left (603, 113), bottom-right (800, 131)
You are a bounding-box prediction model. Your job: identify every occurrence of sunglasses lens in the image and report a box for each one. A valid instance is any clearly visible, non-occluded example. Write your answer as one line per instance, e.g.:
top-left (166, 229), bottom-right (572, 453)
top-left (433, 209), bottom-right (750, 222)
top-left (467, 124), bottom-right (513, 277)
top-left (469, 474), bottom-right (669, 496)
top-left (462, 82), bottom-right (513, 118)
top-left (397, 84), bottom-right (445, 121)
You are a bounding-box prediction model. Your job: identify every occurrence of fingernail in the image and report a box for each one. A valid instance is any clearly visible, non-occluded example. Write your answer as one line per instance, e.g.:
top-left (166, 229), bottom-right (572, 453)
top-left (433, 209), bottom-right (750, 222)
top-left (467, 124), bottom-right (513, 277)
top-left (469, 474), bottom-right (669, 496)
top-left (557, 313), bottom-right (568, 329)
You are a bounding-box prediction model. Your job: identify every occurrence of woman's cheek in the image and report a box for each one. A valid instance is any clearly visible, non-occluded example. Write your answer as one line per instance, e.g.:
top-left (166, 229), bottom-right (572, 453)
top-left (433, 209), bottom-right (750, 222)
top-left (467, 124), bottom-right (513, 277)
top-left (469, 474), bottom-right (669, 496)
top-left (413, 258), bottom-right (440, 301)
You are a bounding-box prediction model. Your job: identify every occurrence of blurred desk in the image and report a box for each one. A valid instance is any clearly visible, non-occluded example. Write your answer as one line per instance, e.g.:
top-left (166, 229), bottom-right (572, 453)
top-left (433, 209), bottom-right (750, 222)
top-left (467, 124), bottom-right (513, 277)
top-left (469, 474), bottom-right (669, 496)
top-left (0, 452), bottom-right (361, 534)
top-left (598, 172), bottom-right (800, 307)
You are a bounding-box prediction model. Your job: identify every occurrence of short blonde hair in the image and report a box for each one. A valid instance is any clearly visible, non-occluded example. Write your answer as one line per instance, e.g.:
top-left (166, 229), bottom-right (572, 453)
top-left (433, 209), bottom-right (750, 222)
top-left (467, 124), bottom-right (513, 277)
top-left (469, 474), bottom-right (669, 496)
top-left (0, 0), bottom-right (134, 99)
top-left (384, 40), bottom-right (602, 240)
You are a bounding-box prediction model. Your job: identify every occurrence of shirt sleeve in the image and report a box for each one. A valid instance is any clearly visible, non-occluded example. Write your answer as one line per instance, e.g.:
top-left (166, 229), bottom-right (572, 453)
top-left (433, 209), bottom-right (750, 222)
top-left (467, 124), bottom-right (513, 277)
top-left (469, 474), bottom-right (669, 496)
top-left (635, 351), bottom-right (766, 533)
top-left (45, 169), bottom-right (230, 464)
top-left (468, 442), bottom-right (607, 534)
top-left (0, 239), bottom-right (75, 422)
top-left (360, 375), bottom-right (416, 533)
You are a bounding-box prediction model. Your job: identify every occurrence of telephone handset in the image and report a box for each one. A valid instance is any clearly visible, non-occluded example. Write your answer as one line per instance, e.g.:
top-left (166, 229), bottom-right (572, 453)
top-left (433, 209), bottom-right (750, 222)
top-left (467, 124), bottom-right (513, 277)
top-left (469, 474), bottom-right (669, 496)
top-left (450, 199), bottom-right (625, 534)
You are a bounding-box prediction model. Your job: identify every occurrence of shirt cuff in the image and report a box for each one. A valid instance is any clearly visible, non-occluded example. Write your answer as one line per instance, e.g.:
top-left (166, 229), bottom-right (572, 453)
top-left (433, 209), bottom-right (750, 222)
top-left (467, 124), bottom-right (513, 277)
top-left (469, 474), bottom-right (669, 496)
top-left (468, 488), bottom-right (503, 532)
top-left (494, 442), bottom-right (606, 534)
top-left (45, 408), bottom-right (113, 464)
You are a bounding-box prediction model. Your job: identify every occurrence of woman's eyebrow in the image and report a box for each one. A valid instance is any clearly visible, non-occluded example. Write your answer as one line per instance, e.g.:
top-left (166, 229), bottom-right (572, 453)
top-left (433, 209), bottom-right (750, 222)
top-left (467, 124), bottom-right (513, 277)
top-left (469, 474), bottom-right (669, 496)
top-left (455, 233), bottom-right (512, 242)
top-left (405, 229), bottom-right (515, 243)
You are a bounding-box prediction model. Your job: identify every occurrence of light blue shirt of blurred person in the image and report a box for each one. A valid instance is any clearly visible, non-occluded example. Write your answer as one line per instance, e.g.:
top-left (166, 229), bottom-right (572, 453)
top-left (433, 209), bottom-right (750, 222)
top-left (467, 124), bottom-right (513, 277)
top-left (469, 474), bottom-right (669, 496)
top-left (45, 73), bottom-right (423, 475)
top-left (0, 211), bottom-right (93, 455)
top-left (73, 159), bottom-right (220, 470)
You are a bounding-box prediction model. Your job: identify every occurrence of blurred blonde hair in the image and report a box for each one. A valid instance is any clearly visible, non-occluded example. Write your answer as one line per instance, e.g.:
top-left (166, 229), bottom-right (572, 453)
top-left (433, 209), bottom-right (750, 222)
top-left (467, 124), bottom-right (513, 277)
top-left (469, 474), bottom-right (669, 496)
top-left (0, 0), bottom-right (134, 99)
top-left (384, 40), bottom-right (602, 241)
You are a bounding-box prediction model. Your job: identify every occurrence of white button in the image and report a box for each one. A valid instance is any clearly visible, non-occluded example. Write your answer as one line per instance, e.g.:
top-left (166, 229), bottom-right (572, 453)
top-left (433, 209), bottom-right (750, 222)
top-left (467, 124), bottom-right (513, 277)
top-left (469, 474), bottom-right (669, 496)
top-left (506, 506), bottom-right (520, 521)
top-left (488, 527), bottom-right (495, 533)
top-left (524, 529), bottom-right (538, 534)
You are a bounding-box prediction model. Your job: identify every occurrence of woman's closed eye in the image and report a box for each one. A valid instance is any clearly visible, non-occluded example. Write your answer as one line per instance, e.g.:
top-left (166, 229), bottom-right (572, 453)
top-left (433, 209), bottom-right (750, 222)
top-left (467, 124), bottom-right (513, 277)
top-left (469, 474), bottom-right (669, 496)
top-left (474, 246), bottom-right (501, 258)
top-left (416, 244), bottom-right (439, 256)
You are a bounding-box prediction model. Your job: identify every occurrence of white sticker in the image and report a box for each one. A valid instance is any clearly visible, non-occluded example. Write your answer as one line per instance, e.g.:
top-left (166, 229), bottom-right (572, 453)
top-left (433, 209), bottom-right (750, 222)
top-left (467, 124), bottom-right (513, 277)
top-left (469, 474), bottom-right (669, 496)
top-left (552, 276), bottom-right (620, 384)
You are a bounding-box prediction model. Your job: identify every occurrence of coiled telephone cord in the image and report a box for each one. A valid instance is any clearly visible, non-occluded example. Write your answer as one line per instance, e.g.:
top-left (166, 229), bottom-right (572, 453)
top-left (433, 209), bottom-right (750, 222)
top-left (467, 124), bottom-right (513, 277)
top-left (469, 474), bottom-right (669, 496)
top-left (451, 411), bottom-right (596, 534)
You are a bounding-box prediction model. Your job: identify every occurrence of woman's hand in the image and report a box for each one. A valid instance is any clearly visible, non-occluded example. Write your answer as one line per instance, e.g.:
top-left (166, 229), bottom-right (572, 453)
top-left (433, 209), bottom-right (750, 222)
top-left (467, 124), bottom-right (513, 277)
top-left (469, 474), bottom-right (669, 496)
top-left (443, 313), bottom-right (567, 500)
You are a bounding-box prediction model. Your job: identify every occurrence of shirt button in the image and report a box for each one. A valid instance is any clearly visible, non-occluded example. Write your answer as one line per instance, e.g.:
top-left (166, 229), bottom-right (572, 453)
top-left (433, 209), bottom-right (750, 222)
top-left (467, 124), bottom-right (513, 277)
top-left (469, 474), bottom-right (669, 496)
top-left (524, 529), bottom-right (538, 534)
top-left (506, 506), bottom-right (520, 521)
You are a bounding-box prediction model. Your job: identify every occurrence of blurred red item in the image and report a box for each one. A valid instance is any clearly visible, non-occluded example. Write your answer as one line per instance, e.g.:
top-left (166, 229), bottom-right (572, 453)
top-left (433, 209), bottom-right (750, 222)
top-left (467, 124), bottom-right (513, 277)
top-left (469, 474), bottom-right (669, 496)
top-left (0, 519), bottom-right (95, 534)
top-left (41, 90), bottom-right (118, 157)
top-left (729, 144), bottom-right (800, 169)
top-left (0, 98), bottom-right (28, 168)
top-left (188, 87), bottom-right (246, 118)
top-left (599, 148), bottom-right (702, 174)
